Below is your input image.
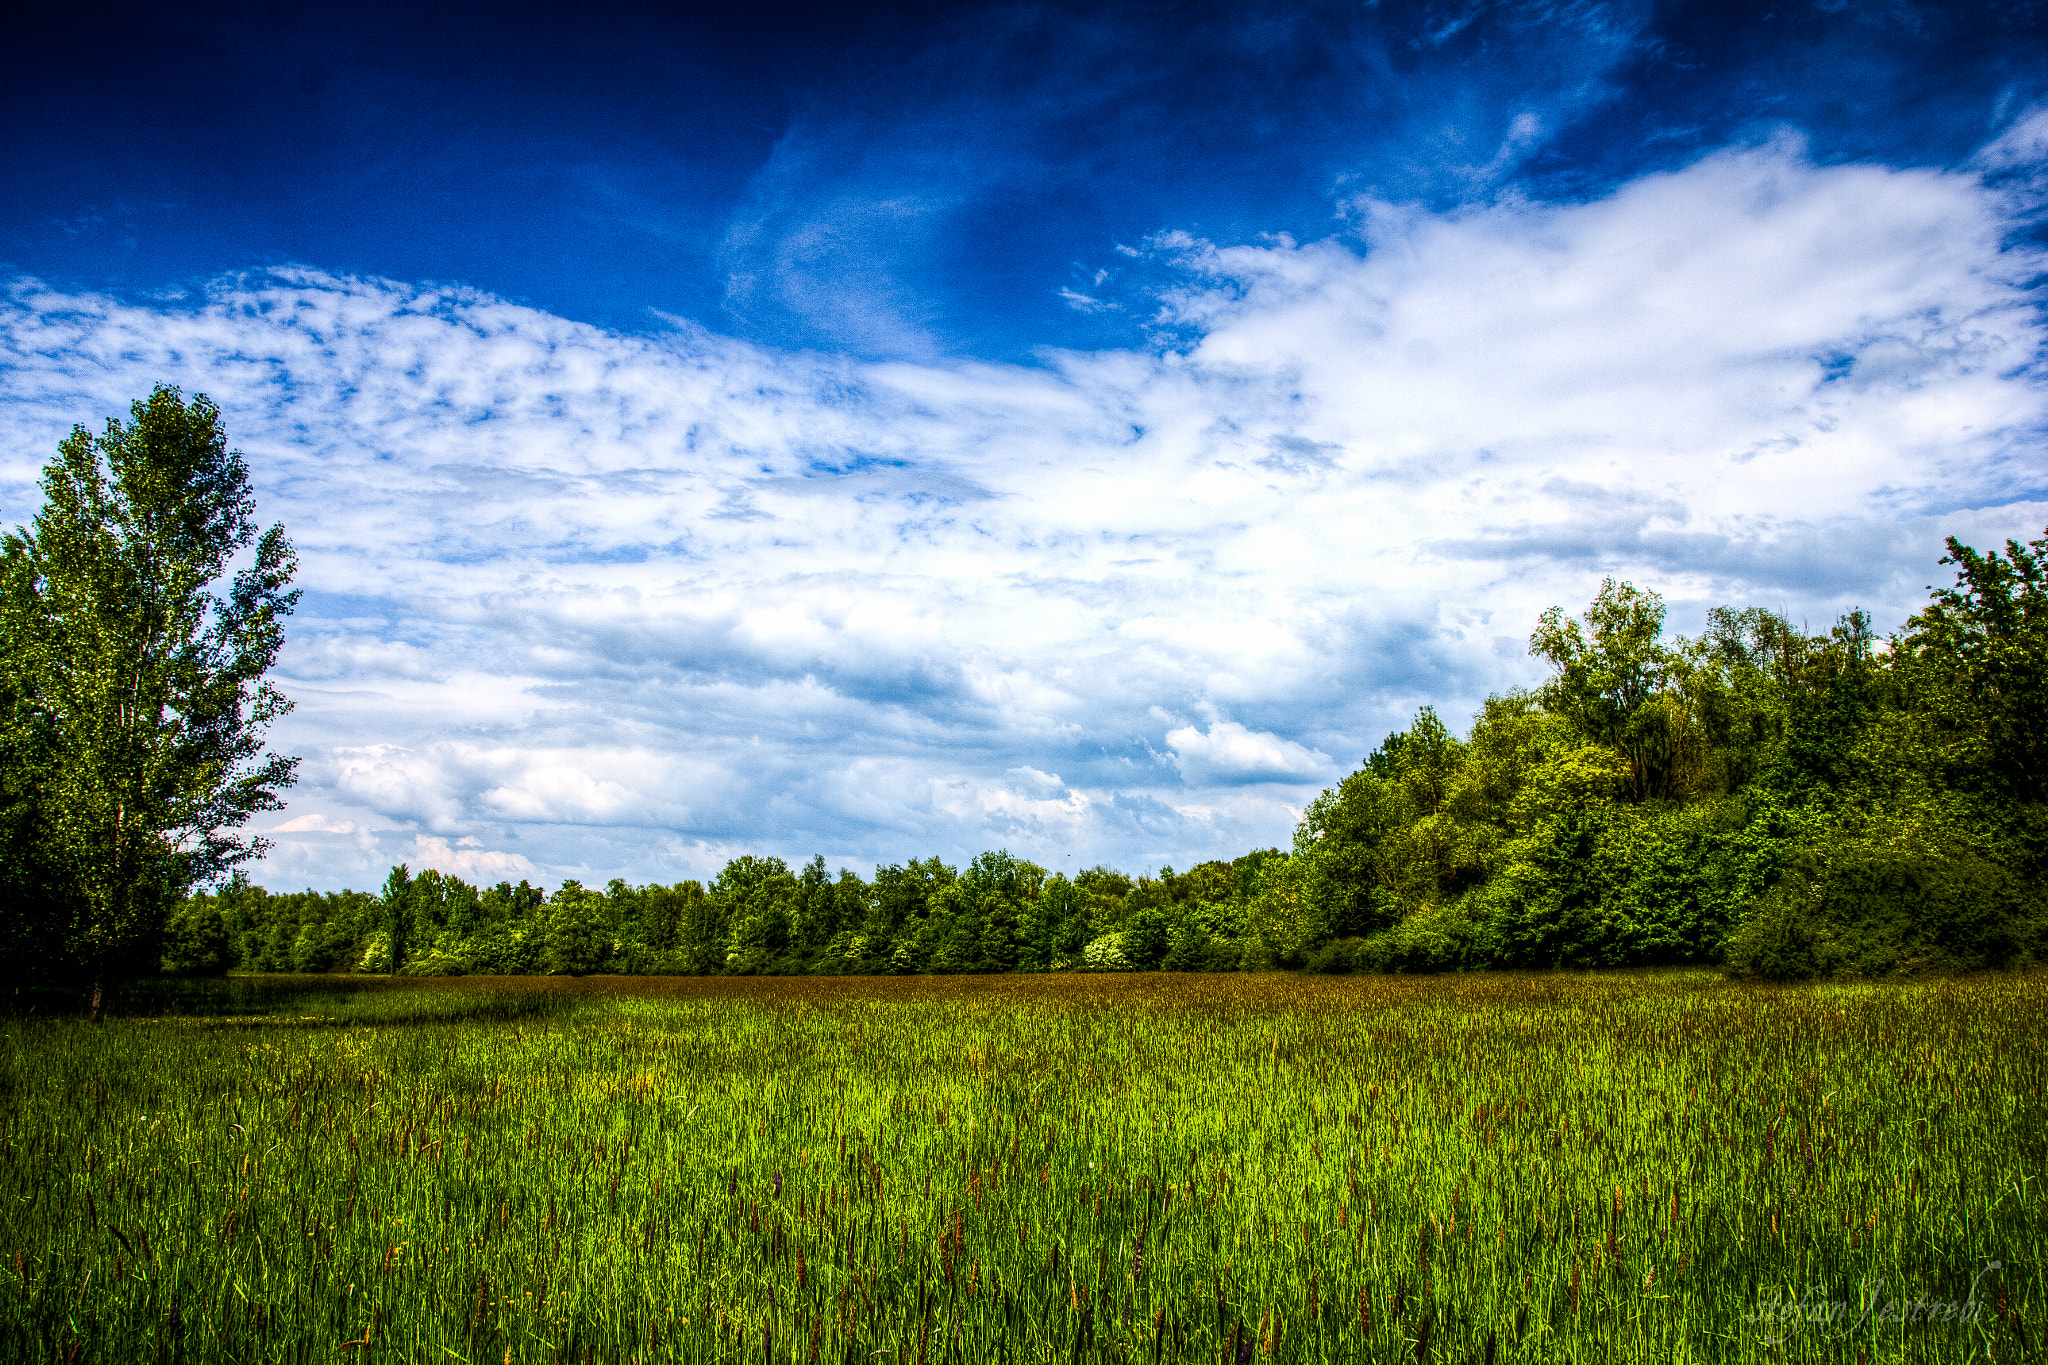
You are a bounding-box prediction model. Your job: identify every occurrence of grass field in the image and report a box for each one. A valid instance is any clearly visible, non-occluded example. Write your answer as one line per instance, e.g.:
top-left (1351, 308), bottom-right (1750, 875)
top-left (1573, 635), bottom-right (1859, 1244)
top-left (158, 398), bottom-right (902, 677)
top-left (2, 970), bottom-right (2042, 1364)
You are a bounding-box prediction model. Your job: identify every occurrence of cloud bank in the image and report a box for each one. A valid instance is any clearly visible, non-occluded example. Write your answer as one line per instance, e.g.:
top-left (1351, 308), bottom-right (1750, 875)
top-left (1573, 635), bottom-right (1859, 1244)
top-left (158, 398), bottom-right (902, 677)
top-left (2, 136), bottom-right (2044, 890)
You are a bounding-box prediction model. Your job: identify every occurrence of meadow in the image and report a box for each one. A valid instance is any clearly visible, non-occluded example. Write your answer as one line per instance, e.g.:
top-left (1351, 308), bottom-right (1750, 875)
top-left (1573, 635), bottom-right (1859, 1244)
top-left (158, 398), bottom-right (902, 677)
top-left (2, 970), bottom-right (2041, 1364)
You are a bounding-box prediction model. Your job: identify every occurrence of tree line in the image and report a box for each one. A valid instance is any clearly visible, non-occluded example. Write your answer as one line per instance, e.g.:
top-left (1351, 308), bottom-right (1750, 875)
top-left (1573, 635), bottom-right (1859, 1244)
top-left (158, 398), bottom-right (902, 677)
top-left (173, 531), bottom-right (2048, 982)
top-left (164, 851), bottom-right (1288, 979)
top-left (6, 389), bottom-right (2045, 994)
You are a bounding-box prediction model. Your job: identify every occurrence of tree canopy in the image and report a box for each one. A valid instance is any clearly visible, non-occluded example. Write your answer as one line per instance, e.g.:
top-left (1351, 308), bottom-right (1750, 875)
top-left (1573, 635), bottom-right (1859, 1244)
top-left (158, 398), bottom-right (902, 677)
top-left (1, 387), bottom-right (297, 1011)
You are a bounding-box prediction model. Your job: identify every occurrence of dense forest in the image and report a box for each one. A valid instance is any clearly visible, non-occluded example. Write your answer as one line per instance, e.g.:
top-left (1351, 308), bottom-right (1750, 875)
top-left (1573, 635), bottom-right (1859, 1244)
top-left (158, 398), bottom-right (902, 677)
top-left (159, 529), bottom-right (2048, 982)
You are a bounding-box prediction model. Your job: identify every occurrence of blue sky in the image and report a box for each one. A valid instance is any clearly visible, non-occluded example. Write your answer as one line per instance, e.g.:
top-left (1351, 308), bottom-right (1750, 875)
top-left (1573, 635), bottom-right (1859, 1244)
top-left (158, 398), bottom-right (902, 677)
top-left (12, 0), bottom-right (2044, 358)
top-left (3, 0), bottom-right (2046, 891)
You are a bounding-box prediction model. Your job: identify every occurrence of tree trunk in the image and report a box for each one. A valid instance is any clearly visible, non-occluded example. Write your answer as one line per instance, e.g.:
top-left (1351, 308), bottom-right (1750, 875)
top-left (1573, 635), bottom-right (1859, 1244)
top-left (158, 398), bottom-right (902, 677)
top-left (90, 968), bottom-right (105, 1024)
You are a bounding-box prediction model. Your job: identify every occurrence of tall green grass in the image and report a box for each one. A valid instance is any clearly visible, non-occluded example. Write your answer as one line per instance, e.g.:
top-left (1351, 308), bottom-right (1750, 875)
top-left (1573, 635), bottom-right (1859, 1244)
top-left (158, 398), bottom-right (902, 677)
top-left (2, 971), bottom-right (2040, 1362)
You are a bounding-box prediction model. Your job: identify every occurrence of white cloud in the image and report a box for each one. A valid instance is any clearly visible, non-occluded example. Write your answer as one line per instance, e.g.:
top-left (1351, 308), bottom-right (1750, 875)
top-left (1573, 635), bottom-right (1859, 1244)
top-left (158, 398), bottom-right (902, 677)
top-left (1166, 721), bottom-right (1331, 785)
top-left (2, 137), bottom-right (2044, 890)
top-left (1976, 105), bottom-right (2048, 175)
top-left (409, 836), bottom-right (538, 883)
top-left (270, 813), bottom-right (362, 834)
top-left (258, 808), bottom-right (385, 887)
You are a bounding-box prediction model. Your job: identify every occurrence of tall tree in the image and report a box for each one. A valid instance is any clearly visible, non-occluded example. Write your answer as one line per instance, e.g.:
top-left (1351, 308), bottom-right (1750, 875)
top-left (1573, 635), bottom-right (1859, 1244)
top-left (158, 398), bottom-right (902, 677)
top-left (381, 864), bottom-right (414, 974)
top-left (1, 387), bottom-right (298, 1016)
top-left (1530, 579), bottom-right (1689, 801)
top-left (1898, 529), bottom-right (2048, 803)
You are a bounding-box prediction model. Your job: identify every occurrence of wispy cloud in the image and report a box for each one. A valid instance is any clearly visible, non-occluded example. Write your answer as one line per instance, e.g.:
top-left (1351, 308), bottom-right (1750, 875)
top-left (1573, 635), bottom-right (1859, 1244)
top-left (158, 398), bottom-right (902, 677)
top-left (2, 136), bottom-right (2042, 889)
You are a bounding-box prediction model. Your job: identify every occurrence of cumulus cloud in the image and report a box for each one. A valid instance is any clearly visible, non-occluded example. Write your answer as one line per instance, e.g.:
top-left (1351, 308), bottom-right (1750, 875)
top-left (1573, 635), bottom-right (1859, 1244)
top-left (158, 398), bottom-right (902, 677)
top-left (258, 809), bottom-right (385, 886)
top-left (1165, 722), bottom-right (1331, 785)
top-left (1, 137), bottom-right (2043, 889)
top-left (408, 836), bottom-right (538, 883)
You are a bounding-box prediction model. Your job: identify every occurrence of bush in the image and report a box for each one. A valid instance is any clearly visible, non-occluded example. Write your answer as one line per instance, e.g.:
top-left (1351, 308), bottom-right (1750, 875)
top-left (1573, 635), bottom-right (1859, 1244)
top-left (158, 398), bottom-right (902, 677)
top-left (1721, 880), bottom-right (1845, 980)
top-left (1161, 923), bottom-right (1211, 971)
top-left (548, 918), bottom-right (612, 976)
top-left (160, 902), bottom-right (231, 976)
top-left (356, 931), bottom-right (392, 973)
top-left (1081, 933), bottom-right (1133, 971)
top-left (1726, 839), bottom-right (2034, 980)
top-left (1354, 904), bottom-right (1482, 974)
top-left (289, 920), bottom-right (359, 974)
top-left (1304, 938), bottom-right (1362, 974)
top-left (464, 925), bottom-right (542, 975)
top-left (401, 944), bottom-right (472, 977)
top-left (1122, 909), bottom-right (1171, 968)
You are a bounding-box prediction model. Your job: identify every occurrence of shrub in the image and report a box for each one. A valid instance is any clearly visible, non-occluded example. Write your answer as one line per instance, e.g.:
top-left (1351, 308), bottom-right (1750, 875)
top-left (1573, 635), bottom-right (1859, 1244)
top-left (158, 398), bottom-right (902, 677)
top-left (547, 915), bottom-right (612, 976)
top-left (1355, 903), bottom-right (1483, 974)
top-left (1122, 909), bottom-right (1171, 968)
top-left (1304, 938), bottom-right (1362, 974)
top-left (289, 919), bottom-right (358, 974)
top-left (401, 943), bottom-right (472, 977)
top-left (356, 931), bottom-right (392, 973)
top-left (1722, 879), bottom-right (1845, 980)
top-left (1726, 839), bottom-right (2033, 980)
top-left (160, 902), bottom-right (231, 977)
top-left (1081, 933), bottom-right (1133, 971)
top-left (1223, 937), bottom-right (1274, 972)
top-left (1161, 923), bottom-right (1211, 971)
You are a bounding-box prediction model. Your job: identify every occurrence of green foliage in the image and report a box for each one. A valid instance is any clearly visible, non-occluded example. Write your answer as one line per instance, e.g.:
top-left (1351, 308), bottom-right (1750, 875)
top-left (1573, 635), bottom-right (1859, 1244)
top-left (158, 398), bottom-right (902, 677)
top-left (0, 387), bottom-right (297, 1007)
top-left (187, 840), bottom-right (1282, 982)
top-left (381, 864), bottom-right (414, 974)
top-left (154, 528), bottom-right (2048, 985)
top-left (713, 855), bottom-right (798, 974)
top-left (158, 897), bottom-right (230, 976)
top-left (1079, 932), bottom-right (1132, 970)
top-left (1267, 531), bottom-right (2048, 980)
top-left (1354, 901), bottom-right (1485, 973)
top-left (1726, 831), bottom-right (2043, 980)
top-left (545, 881), bottom-right (613, 976)
top-left (1120, 906), bottom-right (1171, 968)
top-left (1301, 936), bottom-right (1361, 973)
top-left (1898, 530), bottom-right (2048, 804)
top-left (1160, 919), bottom-right (1214, 971)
